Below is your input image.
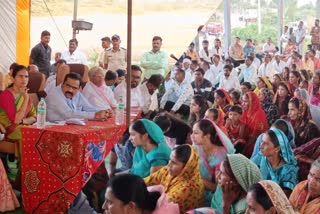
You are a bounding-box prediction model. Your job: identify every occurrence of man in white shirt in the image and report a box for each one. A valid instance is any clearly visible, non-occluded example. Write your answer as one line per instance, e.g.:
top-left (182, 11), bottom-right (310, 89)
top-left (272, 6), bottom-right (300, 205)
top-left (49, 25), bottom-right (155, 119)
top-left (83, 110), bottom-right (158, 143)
top-left (139, 74), bottom-right (163, 118)
top-left (113, 65), bottom-right (143, 108)
top-left (295, 21), bottom-right (306, 54)
top-left (262, 37), bottom-right (277, 54)
top-left (209, 54), bottom-right (224, 86)
top-left (199, 40), bottom-right (213, 64)
top-left (212, 38), bottom-right (224, 59)
top-left (61, 39), bottom-right (88, 64)
top-left (238, 56), bottom-right (257, 85)
top-left (250, 52), bottom-right (261, 70)
top-left (45, 72), bottom-right (109, 122)
top-left (219, 64), bottom-right (241, 92)
top-left (160, 68), bottom-right (194, 117)
top-left (258, 54), bottom-right (275, 78)
top-left (98, 36), bottom-right (111, 67)
top-left (82, 66), bottom-right (117, 110)
top-left (182, 58), bottom-right (193, 83)
top-left (272, 54), bottom-right (286, 74)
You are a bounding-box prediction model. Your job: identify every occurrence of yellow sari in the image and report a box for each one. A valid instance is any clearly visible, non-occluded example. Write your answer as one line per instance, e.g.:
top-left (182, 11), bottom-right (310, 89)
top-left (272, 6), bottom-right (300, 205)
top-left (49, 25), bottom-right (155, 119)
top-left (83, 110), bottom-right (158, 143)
top-left (144, 145), bottom-right (204, 213)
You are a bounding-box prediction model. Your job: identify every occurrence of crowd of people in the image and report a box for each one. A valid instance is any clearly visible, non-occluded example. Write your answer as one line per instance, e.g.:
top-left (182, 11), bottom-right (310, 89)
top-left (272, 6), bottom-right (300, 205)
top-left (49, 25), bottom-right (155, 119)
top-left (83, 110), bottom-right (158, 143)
top-left (0, 18), bottom-right (320, 213)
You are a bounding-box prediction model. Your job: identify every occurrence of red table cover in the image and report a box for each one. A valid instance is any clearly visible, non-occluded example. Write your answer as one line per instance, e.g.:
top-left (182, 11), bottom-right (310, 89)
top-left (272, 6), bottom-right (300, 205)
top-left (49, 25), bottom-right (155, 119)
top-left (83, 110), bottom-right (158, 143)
top-left (21, 117), bottom-right (127, 214)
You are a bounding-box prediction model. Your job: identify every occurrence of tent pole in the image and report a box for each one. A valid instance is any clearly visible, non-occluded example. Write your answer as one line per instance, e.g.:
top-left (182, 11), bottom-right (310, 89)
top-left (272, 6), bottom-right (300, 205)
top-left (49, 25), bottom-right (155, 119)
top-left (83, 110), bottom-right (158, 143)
top-left (72, 0), bottom-right (78, 39)
top-left (126, 0), bottom-right (132, 128)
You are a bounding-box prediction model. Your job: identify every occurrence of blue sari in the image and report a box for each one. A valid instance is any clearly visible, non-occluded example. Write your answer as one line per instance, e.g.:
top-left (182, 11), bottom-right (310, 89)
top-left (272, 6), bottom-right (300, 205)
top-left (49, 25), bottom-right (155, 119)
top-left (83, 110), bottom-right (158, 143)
top-left (252, 128), bottom-right (298, 190)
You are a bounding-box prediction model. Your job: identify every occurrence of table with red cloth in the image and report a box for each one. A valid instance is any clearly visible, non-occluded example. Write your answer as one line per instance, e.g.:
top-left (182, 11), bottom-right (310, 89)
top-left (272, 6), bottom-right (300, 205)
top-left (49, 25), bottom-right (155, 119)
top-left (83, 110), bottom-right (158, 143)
top-left (21, 117), bottom-right (128, 214)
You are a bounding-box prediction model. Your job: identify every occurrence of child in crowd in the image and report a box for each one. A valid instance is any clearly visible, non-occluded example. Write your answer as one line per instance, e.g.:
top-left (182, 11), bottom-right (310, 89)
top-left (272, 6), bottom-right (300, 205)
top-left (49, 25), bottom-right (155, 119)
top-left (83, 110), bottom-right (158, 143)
top-left (104, 70), bottom-right (118, 90)
top-left (230, 90), bottom-right (241, 106)
top-left (225, 105), bottom-right (248, 154)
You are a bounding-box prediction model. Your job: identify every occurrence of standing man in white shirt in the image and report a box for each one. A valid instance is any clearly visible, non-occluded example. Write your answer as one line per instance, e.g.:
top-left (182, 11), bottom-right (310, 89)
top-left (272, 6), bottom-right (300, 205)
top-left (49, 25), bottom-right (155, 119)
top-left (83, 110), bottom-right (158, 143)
top-left (113, 65), bottom-right (142, 108)
top-left (258, 54), bottom-right (275, 78)
top-left (295, 21), bottom-right (306, 54)
top-left (219, 64), bottom-right (241, 92)
top-left (160, 68), bottom-right (194, 117)
top-left (98, 36), bottom-right (111, 68)
top-left (61, 39), bottom-right (88, 64)
top-left (272, 54), bottom-right (286, 74)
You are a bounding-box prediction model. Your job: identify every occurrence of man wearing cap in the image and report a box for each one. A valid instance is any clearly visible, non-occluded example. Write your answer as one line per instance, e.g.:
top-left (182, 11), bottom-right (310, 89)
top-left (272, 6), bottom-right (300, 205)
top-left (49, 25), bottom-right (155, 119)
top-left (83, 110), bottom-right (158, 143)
top-left (140, 36), bottom-right (168, 79)
top-left (104, 34), bottom-right (127, 72)
top-left (98, 36), bottom-right (111, 68)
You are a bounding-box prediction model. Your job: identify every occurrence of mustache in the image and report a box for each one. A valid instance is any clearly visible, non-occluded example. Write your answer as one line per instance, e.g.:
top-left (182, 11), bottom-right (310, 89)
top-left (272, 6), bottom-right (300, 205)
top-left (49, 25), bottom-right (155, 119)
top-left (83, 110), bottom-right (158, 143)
top-left (65, 91), bottom-right (73, 96)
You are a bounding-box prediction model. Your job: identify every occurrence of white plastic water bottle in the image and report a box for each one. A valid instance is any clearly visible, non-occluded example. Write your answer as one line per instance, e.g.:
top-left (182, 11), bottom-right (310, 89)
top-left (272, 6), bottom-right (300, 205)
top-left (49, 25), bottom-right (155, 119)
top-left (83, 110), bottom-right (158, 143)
top-left (115, 96), bottom-right (124, 125)
top-left (36, 98), bottom-right (46, 128)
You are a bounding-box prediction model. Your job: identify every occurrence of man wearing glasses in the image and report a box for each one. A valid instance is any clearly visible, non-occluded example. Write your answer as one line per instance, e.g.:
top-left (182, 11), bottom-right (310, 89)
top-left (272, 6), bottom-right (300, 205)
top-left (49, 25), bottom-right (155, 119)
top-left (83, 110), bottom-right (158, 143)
top-left (45, 72), bottom-right (110, 122)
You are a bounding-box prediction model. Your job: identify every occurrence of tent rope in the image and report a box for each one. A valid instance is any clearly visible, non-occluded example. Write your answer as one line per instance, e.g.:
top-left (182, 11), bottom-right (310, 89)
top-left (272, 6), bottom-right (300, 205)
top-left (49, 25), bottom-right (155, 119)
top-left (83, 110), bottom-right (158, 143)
top-left (42, 0), bottom-right (68, 48)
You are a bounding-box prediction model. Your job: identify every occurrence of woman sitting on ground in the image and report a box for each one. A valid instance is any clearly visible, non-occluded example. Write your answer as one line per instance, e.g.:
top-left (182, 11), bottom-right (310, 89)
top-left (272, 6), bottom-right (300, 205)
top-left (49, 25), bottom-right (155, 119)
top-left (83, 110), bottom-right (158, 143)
top-left (191, 119), bottom-right (235, 206)
top-left (273, 81), bottom-right (292, 117)
top-left (144, 144), bottom-right (204, 213)
top-left (188, 94), bottom-right (209, 128)
top-left (213, 89), bottom-right (233, 114)
top-left (252, 128), bottom-right (298, 197)
top-left (289, 158), bottom-right (320, 214)
top-left (102, 174), bottom-right (179, 214)
top-left (129, 119), bottom-right (171, 178)
top-left (246, 180), bottom-right (296, 214)
top-left (258, 88), bottom-right (280, 127)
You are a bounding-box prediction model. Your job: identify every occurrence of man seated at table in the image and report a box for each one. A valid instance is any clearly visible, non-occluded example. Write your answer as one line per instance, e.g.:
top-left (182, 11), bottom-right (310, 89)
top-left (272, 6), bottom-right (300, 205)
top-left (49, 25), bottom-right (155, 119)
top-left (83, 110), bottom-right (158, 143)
top-left (45, 72), bottom-right (110, 121)
top-left (160, 68), bottom-right (194, 118)
top-left (82, 66), bottom-right (117, 110)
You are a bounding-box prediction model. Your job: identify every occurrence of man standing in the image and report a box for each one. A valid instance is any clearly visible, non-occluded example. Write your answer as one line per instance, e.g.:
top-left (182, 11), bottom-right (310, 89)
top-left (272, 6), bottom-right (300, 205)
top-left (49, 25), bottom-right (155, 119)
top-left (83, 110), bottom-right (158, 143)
top-left (30, 30), bottom-right (52, 78)
top-left (61, 39), bottom-right (87, 64)
top-left (104, 34), bottom-right (127, 72)
top-left (310, 19), bottom-right (320, 51)
top-left (98, 37), bottom-right (111, 68)
top-left (295, 21), bottom-right (306, 54)
top-left (140, 36), bottom-right (168, 79)
top-left (45, 72), bottom-right (109, 121)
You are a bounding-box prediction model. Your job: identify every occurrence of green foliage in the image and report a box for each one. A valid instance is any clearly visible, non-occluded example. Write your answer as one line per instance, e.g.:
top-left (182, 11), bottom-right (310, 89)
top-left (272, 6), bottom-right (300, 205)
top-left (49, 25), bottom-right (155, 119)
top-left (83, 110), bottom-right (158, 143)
top-left (232, 24), bottom-right (277, 44)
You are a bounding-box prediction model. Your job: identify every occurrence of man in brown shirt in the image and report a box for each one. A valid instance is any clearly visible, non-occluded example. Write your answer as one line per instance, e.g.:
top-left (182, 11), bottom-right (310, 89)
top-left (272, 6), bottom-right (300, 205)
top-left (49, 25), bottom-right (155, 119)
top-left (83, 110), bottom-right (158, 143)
top-left (104, 34), bottom-right (127, 72)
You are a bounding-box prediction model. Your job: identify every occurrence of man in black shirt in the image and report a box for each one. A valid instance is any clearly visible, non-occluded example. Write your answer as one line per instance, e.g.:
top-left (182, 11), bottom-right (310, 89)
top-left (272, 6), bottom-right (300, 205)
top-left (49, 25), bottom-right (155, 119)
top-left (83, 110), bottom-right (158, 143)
top-left (30, 30), bottom-right (52, 78)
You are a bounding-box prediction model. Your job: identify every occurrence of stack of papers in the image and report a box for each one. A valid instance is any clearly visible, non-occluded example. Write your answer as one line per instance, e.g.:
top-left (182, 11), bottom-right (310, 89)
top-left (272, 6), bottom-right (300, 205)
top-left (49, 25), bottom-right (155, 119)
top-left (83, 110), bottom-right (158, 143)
top-left (65, 118), bottom-right (86, 126)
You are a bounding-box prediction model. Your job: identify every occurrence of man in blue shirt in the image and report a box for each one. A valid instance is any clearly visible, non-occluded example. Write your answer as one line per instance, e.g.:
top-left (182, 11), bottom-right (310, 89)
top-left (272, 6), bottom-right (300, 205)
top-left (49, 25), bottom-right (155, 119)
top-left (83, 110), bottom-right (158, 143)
top-left (243, 39), bottom-right (255, 57)
top-left (45, 72), bottom-right (110, 121)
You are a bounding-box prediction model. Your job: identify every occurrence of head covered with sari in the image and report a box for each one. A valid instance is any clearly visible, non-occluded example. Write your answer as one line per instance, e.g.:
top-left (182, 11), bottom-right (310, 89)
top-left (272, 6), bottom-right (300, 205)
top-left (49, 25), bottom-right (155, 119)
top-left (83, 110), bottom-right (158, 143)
top-left (140, 119), bottom-right (165, 145)
top-left (227, 154), bottom-right (263, 192)
top-left (289, 97), bottom-right (311, 125)
top-left (215, 88), bottom-right (233, 105)
top-left (256, 180), bottom-right (296, 214)
top-left (144, 144), bottom-right (204, 213)
top-left (260, 77), bottom-right (273, 91)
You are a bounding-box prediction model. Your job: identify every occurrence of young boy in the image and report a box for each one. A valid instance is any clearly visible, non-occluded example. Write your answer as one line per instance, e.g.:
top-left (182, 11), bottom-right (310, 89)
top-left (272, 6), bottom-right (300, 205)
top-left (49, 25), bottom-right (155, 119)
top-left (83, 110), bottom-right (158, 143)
top-left (225, 105), bottom-right (248, 154)
top-left (104, 70), bottom-right (118, 90)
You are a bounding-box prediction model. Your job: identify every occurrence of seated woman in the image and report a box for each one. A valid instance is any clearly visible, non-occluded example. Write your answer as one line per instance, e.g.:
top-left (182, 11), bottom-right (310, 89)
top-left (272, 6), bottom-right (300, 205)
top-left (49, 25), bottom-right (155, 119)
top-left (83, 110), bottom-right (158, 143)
top-left (258, 88), bottom-right (280, 127)
top-left (0, 65), bottom-right (37, 159)
top-left (253, 77), bottom-right (273, 95)
top-left (188, 94), bottom-right (209, 128)
top-left (289, 158), bottom-right (320, 214)
top-left (272, 74), bottom-right (282, 94)
top-left (0, 158), bottom-right (20, 212)
top-left (309, 70), bottom-right (320, 106)
top-left (252, 128), bottom-right (298, 197)
top-left (144, 145), bottom-right (204, 213)
top-left (213, 89), bottom-right (233, 114)
top-left (241, 91), bottom-right (268, 157)
top-left (191, 119), bottom-right (235, 206)
top-left (153, 112), bottom-right (191, 147)
top-left (129, 119), bottom-right (171, 178)
top-left (102, 174), bottom-right (179, 214)
top-left (203, 154), bottom-right (262, 214)
top-left (287, 97), bottom-right (320, 147)
top-left (273, 81), bottom-right (292, 117)
top-left (251, 118), bottom-right (296, 159)
top-left (246, 181), bottom-right (296, 214)
top-left (294, 138), bottom-right (320, 181)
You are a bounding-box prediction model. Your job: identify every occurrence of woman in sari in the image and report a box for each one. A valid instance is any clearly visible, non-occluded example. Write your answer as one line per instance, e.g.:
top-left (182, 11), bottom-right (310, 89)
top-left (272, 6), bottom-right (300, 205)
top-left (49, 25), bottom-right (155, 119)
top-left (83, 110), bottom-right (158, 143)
top-left (287, 97), bottom-right (320, 147)
top-left (258, 88), bottom-right (280, 127)
top-left (294, 138), bottom-right (320, 181)
top-left (289, 70), bottom-right (302, 95)
top-left (252, 128), bottom-right (298, 197)
top-left (273, 81), bottom-right (292, 117)
top-left (253, 77), bottom-right (273, 95)
top-left (241, 91), bottom-right (268, 157)
top-left (272, 74), bottom-right (282, 94)
top-left (309, 70), bottom-right (320, 106)
top-left (246, 181), bottom-right (296, 214)
top-left (144, 145), bottom-right (204, 213)
top-left (0, 65), bottom-right (37, 159)
top-left (129, 119), bottom-right (171, 178)
top-left (204, 108), bottom-right (228, 136)
top-left (289, 158), bottom-right (320, 214)
top-left (191, 119), bottom-right (235, 206)
top-left (213, 89), bottom-right (233, 114)
top-left (188, 94), bottom-right (209, 128)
